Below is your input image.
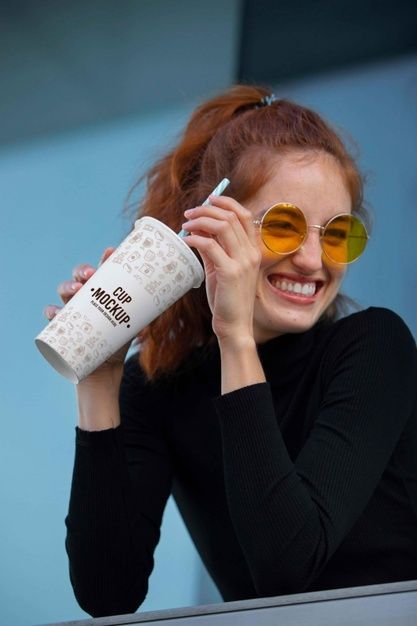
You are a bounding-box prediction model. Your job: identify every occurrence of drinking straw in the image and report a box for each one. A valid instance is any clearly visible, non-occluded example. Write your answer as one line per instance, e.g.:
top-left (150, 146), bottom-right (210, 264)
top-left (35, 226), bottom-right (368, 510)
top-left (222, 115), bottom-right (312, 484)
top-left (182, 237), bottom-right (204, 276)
top-left (178, 178), bottom-right (230, 238)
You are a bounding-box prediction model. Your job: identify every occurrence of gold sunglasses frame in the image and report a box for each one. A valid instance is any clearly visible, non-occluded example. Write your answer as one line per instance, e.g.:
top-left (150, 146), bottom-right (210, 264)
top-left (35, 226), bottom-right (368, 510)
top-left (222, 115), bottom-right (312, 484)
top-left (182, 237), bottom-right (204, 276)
top-left (252, 202), bottom-right (369, 265)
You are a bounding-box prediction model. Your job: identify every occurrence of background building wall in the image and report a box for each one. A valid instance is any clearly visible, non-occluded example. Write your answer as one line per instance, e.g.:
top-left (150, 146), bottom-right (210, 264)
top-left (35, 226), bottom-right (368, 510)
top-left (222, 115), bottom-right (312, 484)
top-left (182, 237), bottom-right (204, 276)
top-left (0, 2), bottom-right (416, 625)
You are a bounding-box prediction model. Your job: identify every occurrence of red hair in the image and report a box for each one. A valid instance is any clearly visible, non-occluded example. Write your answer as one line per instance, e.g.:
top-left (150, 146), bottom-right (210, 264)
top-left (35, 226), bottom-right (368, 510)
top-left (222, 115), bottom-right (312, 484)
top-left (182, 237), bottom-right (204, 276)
top-left (127, 85), bottom-right (366, 379)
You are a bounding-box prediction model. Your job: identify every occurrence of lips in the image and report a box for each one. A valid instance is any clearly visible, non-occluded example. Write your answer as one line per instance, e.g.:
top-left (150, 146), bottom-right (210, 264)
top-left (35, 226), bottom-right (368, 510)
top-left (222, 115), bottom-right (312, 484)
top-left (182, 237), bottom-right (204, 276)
top-left (267, 274), bottom-right (324, 299)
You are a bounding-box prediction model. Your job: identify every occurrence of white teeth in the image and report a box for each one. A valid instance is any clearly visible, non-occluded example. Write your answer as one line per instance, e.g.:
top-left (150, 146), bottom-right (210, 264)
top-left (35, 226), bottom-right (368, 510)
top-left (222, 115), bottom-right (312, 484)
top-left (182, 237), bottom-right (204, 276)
top-left (270, 278), bottom-right (316, 297)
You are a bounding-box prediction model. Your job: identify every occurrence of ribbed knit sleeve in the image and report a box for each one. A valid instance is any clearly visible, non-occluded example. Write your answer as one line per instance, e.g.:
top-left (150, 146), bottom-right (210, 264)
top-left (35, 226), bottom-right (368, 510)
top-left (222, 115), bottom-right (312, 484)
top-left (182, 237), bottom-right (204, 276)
top-left (213, 308), bottom-right (417, 597)
top-left (65, 355), bottom-right (173, 617)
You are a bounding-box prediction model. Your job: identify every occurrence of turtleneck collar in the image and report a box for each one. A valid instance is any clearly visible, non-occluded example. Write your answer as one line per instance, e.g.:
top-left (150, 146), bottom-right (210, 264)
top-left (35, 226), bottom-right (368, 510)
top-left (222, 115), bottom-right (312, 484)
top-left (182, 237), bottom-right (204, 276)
top-left (256, 319), bottom-right (330, 386)
top-left (183, 318), bottom-right (332, 390)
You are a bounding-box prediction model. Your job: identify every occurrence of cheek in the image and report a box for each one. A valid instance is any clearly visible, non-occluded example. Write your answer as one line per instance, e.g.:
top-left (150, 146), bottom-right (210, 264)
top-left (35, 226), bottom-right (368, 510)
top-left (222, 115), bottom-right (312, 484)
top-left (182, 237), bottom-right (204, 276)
top-left (328, 265), bottom-right (346, 290)
top-left (259, 247), bottom-right (284, 270)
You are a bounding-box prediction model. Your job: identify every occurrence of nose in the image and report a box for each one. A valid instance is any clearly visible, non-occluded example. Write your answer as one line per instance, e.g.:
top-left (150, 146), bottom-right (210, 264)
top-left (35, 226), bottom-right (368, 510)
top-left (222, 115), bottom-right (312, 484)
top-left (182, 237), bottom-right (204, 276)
top-left (290, 228), bottom-right (323, 273)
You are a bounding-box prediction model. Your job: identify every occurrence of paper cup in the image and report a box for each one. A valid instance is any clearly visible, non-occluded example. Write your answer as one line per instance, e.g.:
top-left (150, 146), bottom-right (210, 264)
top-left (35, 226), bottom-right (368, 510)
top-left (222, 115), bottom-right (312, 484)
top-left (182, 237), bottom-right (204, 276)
top-left (35, 217), bottom-right (204, 383)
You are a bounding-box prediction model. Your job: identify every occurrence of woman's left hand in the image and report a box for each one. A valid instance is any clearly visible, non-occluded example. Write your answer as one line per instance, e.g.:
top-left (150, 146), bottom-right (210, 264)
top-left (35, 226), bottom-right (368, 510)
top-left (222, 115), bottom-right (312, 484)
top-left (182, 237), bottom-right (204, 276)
top-left (181, 195), bottom-right (261, 344)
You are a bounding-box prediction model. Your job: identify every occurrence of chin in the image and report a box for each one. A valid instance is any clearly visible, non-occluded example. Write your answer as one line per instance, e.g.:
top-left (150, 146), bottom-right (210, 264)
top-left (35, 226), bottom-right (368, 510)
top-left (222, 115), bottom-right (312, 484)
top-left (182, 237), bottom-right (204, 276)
top-left (253, 293), bottom-right (338, 343)
top-left (253, 270), bottom-right (342, 342)
top-left (254, 314), bottom-right (317, 343)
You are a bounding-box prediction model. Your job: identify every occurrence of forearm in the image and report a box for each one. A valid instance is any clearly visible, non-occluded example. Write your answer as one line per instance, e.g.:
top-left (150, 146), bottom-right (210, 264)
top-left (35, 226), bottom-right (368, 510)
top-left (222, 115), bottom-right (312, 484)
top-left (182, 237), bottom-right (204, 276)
top-left (214, 384), bottom-right (321, 595)
top-left (76, 378), bottom-right (121, 430)
top-left (68, 357), bottom-right (174, 616)
top-left (219, 336), bottom-right (266, 394)
top-left (66, 427), bottom-right (149, 616)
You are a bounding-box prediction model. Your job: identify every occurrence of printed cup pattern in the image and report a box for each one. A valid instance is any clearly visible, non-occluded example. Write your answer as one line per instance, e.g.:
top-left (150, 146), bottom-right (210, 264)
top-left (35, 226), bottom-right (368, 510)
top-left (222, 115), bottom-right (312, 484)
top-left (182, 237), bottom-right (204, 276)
top-left (120, 217), bottom-right (203, 311)
top-left (35, 217), bottom-right (204, 383)
top-left (36, 304), bottom-right (113, 379)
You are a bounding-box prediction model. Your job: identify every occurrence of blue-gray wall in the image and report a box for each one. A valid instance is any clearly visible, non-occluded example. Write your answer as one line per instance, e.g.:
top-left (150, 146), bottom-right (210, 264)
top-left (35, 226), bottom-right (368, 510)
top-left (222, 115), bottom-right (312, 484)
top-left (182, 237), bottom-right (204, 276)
top-left (0, 10), bottom-right (416, 625)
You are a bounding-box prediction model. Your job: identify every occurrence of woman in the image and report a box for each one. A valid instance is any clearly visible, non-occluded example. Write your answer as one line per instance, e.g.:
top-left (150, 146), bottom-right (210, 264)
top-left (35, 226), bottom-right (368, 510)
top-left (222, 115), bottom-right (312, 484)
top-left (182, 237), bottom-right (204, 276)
top-left (44, 85), bottom-right (417, 618)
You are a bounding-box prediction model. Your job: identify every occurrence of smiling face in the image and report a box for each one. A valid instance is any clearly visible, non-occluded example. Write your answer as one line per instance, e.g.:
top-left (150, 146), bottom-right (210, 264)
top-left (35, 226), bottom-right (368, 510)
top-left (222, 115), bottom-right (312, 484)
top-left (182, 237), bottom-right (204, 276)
top-left (246, 149), bottom-right (352, 343)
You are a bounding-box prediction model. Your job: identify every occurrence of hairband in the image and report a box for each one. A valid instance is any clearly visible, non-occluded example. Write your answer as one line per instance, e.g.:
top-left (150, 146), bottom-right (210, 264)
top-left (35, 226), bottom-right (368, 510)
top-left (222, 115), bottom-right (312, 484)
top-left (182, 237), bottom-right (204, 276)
top-left (255, 93), bottom-right (278, 108)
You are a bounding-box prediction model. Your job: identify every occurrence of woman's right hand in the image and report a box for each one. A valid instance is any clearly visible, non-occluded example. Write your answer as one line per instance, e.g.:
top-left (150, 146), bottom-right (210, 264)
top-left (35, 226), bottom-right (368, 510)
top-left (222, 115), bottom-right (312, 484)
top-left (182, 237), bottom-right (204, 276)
top-left (43, 247), bottom-right (132, 389)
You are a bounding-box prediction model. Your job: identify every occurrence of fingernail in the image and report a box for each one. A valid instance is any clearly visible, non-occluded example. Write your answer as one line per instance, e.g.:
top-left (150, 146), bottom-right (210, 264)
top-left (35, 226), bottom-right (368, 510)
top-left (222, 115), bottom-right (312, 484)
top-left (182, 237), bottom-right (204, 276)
top-left (184, 208), bottom-right (194, 217)
top-left (81, 269), bottom-right (88, 278)
top-left (70, 281), bottom-right (78, 291)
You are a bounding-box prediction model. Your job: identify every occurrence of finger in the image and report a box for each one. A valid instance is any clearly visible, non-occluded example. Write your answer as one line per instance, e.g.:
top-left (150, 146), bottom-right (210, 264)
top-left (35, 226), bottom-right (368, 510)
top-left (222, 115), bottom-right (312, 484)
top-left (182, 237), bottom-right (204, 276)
top-left (194, 196), bottom-right (258, 250)
top-left (99, 246), bottom-right (116, 267)
top-left (184, 218), bottom-right (261, 279)
top-left (72, 264), bottom-right (95, 282)
top-left (206, 195), bottom-right (257, 242)
top-left (57, 279), bottom-right (83, 304)
top-left (183, 233), bottom-right (234, 270)
top-left (71, 247), bottom-right (116, 282)
top-left (182, 216), bottom-right (239, 254)
top-left (181, 214), bottom-right (244, 256)
top-left (44, 305), bottom-right (62, 320)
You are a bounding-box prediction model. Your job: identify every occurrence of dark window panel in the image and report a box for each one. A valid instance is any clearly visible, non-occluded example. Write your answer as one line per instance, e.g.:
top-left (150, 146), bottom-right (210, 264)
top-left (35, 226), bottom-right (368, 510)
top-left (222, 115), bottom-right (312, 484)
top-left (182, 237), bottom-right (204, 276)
top-left (238, 0), bottom-right (417, 83)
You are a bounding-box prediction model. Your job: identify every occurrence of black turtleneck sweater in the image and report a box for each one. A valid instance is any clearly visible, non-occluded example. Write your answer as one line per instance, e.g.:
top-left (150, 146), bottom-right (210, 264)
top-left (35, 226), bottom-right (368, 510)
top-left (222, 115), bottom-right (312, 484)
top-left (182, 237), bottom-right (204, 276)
top-left (65, 307), bottom-right (417, 617)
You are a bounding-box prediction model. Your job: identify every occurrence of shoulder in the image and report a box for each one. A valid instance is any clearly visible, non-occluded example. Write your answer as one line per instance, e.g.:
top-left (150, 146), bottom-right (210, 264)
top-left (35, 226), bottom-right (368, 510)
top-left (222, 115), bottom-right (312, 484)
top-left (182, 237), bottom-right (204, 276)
top-left (333, 307), bottom-right (415, 348)
top-left (339, 306), bottom-right (411, 328)
top-left (318, 307), bottom-right (417, 376)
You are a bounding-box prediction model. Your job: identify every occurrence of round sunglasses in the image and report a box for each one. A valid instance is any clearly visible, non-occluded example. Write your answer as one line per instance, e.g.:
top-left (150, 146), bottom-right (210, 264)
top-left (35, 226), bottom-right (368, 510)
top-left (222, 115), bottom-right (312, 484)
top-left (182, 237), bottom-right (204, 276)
top-left (253, 203), bottom-right (369, 265)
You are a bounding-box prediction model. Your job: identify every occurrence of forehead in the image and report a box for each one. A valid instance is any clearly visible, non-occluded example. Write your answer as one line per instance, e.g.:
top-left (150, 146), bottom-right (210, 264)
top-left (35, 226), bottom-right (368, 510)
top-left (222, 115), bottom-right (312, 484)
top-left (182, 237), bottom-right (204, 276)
top-left (247, 150), bottom-right (352, 218)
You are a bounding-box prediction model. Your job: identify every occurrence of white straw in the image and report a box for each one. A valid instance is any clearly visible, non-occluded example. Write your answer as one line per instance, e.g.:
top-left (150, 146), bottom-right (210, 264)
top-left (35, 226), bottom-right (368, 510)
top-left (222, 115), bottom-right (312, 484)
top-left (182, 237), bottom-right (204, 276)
top-left (178, 178), bottom-right (230, 238)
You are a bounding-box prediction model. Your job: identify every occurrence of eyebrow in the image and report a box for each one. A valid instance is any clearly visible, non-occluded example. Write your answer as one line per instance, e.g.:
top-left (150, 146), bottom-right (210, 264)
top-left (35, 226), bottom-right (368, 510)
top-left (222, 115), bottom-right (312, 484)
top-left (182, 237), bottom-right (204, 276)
top-left (255, 207), bottom-right (298, 220)
top-left (255, 205), bottom-right (350, 224)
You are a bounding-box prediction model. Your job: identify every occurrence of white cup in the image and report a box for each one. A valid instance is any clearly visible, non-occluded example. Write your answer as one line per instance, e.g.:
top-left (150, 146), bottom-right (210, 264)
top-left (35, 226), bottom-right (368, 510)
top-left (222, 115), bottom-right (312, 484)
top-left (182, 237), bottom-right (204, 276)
top-left (35, 216), bottom-right (204, 383)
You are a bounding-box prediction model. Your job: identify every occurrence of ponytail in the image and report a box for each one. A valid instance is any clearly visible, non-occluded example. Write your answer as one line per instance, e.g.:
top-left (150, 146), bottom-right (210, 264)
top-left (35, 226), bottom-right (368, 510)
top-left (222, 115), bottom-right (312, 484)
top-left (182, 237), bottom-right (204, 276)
top-left (139, 85), bottom-right (271, 227)
top-left (133, 86), bottom-right (270, 379)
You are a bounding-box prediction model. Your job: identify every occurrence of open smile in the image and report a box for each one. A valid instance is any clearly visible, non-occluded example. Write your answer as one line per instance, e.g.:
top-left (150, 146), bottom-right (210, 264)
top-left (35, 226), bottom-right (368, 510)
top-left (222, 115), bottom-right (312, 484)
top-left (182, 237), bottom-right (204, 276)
top-left (267, 274), bottom-right (325, 303)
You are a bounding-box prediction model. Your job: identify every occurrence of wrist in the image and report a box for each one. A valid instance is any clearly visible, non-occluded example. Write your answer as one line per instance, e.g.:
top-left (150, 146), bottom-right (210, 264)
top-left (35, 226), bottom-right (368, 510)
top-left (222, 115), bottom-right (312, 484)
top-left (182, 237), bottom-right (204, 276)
top-left (77, 362), bottom-right (124, 393)
top-left (218, 334), bottom-right (257, 354)
top-left (219, 335), bottom-right (265, 395)
top-left (76, 380), bottom-right (121, 431)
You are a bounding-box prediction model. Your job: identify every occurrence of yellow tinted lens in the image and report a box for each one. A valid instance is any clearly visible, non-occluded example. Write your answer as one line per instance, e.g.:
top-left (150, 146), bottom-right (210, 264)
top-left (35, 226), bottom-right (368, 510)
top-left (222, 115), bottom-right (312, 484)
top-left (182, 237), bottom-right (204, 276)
top-left (261, 204), bottom-right (307, 254)
top-left (322, 215), bottom-right (368, 263)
